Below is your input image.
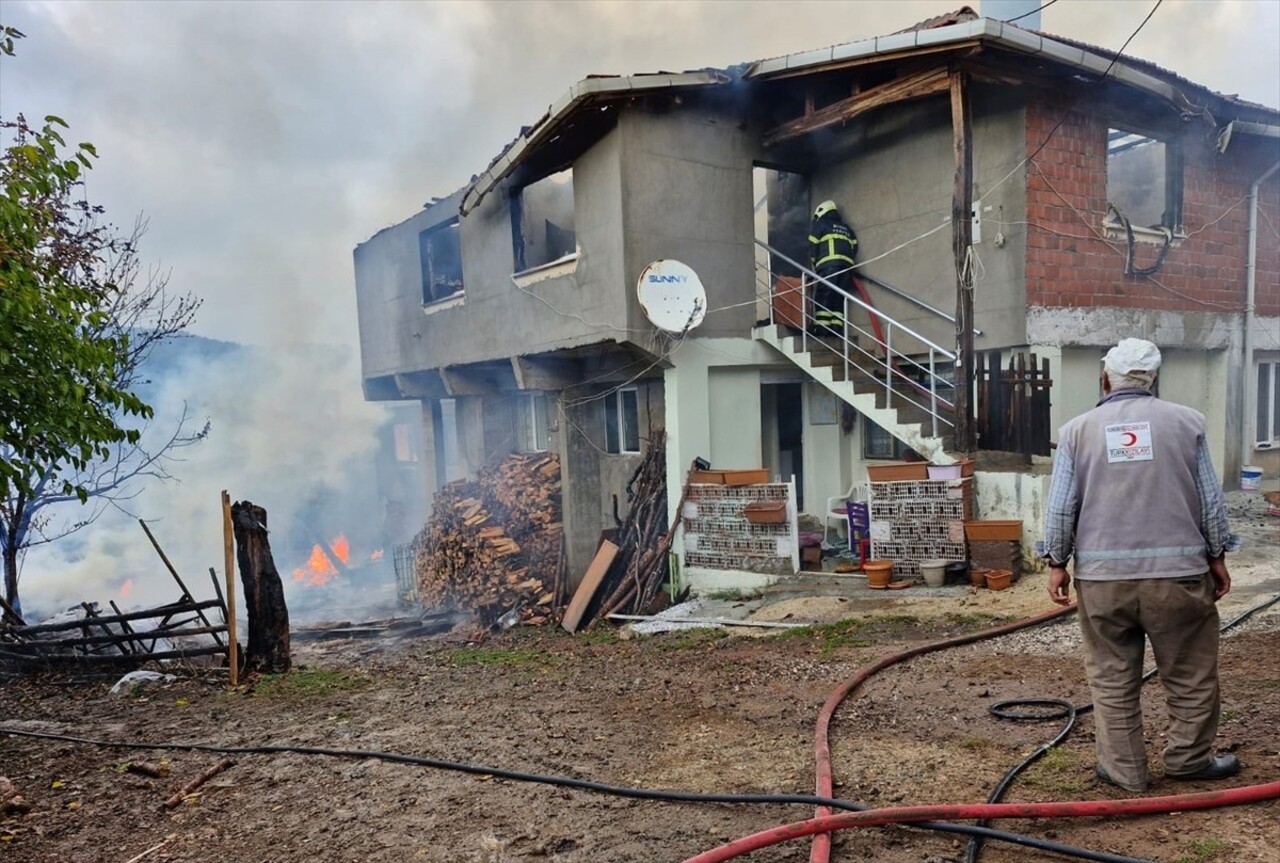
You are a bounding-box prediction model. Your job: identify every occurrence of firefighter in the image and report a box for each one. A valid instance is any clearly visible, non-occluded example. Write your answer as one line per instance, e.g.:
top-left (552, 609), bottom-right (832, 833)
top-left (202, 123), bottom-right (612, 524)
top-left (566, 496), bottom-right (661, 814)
top-left (808, 200), bottom-right (858, 335)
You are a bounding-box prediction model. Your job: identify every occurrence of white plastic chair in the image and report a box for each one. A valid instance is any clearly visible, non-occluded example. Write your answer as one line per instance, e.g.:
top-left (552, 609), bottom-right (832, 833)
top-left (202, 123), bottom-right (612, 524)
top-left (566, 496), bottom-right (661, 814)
top-left (824, 480), bottom-right (869, 546)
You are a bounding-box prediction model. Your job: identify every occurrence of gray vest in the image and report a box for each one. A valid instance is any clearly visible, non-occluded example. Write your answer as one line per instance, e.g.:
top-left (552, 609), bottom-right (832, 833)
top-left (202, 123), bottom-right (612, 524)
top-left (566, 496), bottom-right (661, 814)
top-left (1061, 392), bottom-right (1209, 580)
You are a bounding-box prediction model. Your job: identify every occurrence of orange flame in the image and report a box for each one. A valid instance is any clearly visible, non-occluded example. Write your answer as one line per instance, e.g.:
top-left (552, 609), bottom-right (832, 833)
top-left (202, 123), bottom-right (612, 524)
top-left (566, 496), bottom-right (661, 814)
top-left (291, 534), bottom-right (349, 587)
top-left (119, 578), bottom-right (134, 599)
top-left (369, 549), bottom-right (384, 561)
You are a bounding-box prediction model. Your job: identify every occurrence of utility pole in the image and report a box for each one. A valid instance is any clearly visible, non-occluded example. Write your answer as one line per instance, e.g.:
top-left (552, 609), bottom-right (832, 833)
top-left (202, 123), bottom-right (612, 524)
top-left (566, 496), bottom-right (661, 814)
top-left (950, 65), bottom-right (975, 453)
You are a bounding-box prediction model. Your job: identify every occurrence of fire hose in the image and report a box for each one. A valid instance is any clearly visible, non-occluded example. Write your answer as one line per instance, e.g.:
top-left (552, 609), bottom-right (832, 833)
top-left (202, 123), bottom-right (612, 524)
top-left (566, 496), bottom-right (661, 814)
top-left (712, 591), bottom-right (1280, 863)
top-left (2, 594), bottom-right (1277, 863)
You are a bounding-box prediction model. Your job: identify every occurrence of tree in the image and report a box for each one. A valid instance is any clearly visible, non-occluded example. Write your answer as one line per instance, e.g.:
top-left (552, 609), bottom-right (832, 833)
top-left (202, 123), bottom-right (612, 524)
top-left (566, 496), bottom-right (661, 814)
top-left (0, 28), bottom-right (205, 618)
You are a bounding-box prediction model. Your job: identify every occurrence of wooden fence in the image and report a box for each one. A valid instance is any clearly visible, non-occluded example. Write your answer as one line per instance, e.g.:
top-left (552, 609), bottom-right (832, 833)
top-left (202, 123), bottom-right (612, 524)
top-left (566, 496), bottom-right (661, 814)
top-left (976, 350), bottom-right (1053, 458)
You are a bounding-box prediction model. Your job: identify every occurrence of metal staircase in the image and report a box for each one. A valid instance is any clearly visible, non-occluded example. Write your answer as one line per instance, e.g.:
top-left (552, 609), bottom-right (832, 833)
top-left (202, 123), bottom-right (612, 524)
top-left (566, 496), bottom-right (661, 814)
top-left (752, 241), bottom-right (959, 464)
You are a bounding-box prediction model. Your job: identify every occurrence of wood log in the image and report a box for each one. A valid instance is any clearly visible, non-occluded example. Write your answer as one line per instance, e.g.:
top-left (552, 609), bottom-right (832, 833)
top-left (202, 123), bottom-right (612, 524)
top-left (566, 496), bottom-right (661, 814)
top-left (230, 502), bottom-right (290, 674)
top-left (162, 758), bottom-right (235, 809)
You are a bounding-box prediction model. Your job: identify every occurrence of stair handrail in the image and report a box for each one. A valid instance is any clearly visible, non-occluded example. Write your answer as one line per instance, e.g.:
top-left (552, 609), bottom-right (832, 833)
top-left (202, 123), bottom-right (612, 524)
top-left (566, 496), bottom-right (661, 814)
top-left (754, 240), bottom-right (956, 360)
top-left (857, 270), bottom-right (983, 337)
top-left (753, 241), bottom-right (956, 440)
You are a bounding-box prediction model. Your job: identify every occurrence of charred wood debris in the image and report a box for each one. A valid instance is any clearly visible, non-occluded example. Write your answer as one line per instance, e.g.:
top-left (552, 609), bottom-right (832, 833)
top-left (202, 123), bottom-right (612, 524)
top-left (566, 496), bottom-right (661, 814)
top-left (408, 432), bottom-right (673, 634)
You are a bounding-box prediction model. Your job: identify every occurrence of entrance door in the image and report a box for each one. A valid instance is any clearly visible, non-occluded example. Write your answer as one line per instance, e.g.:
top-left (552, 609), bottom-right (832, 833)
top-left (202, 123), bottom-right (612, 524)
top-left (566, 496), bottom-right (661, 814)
top-left (761, 382), bottom-right (804, 510)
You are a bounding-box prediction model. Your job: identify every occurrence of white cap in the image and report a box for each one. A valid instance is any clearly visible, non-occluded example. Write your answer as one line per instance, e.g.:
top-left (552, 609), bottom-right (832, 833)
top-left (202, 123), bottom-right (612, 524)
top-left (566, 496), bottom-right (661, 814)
top-left (1103, 338), bottom-right (1162, 375)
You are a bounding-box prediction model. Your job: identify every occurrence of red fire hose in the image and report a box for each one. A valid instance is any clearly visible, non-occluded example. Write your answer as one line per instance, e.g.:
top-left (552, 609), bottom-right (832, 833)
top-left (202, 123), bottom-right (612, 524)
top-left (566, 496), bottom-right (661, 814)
top-left (684, 782), bottom-right (1280, 863)
top-left (810, 605), bottom-right (1078, 862)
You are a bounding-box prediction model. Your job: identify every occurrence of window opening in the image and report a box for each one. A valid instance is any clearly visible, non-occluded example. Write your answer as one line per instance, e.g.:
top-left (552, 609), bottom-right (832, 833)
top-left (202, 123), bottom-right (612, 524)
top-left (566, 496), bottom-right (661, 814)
top-left (862, 418), bottom-right (913, 461)
top-left (516, 393), bottom-right (549, 453)
top-left (419, 219), bottom-right (464, 304)
top-left (1257, 360), bottom-right (1280, 446)
top-left (392, 422), bottom-right (419, 463)
top-left (511, 169), bottom-right (576, 272)
top-left (439, 399), bottom-right (467, 482)
top-left (1106, 128), bottom-right (1182, 230)
top-left (604, 388), bottom-right (640, 454)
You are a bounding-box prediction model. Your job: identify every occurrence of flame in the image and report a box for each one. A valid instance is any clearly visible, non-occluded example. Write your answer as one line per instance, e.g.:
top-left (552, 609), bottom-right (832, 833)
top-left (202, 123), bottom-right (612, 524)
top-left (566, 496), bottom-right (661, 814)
top-left (119, 578), bottom-right (134, 599)
top-left (291, 534), bottom-right (349, 587)
top-left (369, 548), bottom-right (384, 561)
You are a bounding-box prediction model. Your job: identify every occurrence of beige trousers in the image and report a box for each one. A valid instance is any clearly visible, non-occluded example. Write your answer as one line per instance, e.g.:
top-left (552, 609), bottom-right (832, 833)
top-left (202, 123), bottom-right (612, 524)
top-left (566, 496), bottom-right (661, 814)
top-left (1075, 573), bottom-right (1221, 791)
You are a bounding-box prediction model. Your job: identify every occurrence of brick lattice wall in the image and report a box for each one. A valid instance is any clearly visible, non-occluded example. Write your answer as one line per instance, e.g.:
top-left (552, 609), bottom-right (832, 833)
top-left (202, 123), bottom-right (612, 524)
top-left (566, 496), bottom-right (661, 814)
top-left (1024, 97), bottom-right (1280, 317)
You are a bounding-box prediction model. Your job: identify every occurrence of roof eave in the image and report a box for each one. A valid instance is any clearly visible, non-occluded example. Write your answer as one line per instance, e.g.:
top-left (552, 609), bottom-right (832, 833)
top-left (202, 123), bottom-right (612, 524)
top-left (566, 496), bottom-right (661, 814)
top-left (460, 69), bottom-right (731, 216)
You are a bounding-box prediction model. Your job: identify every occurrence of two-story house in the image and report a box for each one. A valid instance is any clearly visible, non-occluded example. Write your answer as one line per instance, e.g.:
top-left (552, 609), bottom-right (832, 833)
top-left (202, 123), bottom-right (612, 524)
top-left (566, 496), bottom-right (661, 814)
top-left (354, 6), bottom-right (1279, 590)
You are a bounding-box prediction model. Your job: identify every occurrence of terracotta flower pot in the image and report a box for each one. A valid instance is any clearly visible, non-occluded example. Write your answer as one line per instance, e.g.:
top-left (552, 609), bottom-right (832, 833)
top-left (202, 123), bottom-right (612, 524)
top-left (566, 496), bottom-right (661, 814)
top-left (863, 560), bottom-right (894, 589)
top-left (969, 566), bottom-right (990, 588)
top-left (985, 569), bottom-right (1013, 591)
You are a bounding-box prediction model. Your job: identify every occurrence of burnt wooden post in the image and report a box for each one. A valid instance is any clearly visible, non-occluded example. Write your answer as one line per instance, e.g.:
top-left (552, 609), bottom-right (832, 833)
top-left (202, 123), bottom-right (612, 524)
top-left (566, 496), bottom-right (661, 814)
top-left (950, 66), bottom-right (975, 453)
top-left (230, 501), bottom-right (290, 673)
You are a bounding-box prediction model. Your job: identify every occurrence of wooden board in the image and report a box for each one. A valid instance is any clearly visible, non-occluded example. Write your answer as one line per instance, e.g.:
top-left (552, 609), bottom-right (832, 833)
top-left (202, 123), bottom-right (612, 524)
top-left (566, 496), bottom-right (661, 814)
top-left (561, 540), bottom-right (619, 634)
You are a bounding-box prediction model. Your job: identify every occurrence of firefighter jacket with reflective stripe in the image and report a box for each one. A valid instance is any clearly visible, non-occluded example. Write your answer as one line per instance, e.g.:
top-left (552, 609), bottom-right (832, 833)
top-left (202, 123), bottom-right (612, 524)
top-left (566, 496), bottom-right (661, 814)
top-left (809, 212), bottom-right (858, 275)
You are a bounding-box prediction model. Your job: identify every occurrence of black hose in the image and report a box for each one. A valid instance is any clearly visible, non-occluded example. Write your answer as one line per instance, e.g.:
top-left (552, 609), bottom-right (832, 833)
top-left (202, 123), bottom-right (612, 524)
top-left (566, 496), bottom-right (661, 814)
top-left (963, 591), bottom-right (1280, 863)
top-left (0, 726), bottom-right (1149, 863)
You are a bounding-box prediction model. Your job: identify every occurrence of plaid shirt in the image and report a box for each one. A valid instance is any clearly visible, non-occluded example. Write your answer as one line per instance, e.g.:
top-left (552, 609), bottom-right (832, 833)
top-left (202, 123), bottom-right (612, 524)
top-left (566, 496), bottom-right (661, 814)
top-left (1038, 391), bottom-right (1239, 566)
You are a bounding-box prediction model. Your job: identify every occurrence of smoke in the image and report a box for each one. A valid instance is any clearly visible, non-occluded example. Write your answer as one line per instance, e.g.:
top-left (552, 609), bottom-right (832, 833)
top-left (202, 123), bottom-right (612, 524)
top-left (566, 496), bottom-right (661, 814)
top-left (18, 339), bottom-right (393, 623)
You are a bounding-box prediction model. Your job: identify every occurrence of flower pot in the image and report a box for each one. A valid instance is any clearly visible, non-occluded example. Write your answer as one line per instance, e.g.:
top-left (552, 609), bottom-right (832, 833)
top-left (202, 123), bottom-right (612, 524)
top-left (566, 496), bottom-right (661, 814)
top-left (985, 569), bottom-right (1013, 591)
top-left (863, 560), bottom-right (894, 589)
top-left (919, 559), bottom-right (948, 588)
top-left (969, 566), bottom-right (991, 588)
top-left (964, 520), bottom-right (1023, 541)
top-left (945, 562), bottom-right (969, 584)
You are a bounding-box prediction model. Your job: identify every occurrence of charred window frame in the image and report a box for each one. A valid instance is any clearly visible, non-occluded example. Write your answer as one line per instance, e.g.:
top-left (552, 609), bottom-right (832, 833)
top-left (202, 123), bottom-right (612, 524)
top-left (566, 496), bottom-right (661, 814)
top-left (510, 168), bottom-right (577, 274)
top-left (1257, 359), bottom-right (1280, 446)
top-left (419, 218), bottom-right (464, 304)
top-left (515, 392), bottom-right (549, 453)
top-left (1105, 127), bottom-right (1184, 233)
top-left (604, 387), bottom-right (640, 455)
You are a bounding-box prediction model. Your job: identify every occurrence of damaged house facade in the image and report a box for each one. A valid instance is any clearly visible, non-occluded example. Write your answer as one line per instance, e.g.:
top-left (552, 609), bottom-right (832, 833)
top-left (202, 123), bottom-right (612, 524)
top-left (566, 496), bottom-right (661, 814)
top-left (354, 7), bottom-right (1280, 590)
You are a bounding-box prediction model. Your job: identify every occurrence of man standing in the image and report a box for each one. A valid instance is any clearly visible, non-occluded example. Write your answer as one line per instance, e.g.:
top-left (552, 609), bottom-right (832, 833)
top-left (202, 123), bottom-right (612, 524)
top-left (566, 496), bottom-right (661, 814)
top-left (1040, 338), bottom-right (1241, 792)
top-left (808, 200), bottom-right (858, 335)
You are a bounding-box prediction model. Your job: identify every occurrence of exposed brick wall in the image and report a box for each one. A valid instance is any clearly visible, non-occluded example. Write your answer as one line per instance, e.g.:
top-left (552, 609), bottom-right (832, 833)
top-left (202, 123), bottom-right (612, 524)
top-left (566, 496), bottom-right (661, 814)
top-left (1025, 97), bottom-right (1280, 319)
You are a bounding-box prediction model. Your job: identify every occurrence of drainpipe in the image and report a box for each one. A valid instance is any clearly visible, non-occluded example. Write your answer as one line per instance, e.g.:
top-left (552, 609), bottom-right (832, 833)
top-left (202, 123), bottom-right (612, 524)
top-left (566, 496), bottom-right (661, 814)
top-left (1242, 160), bottom-right (1280, 482)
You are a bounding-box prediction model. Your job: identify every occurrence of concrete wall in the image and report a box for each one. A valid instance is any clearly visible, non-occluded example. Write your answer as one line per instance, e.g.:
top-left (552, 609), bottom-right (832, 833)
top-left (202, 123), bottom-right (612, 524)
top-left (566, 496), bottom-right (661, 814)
top-left (809, 85), bottom-right (1029, 353)
top-left (619, 107), bottom-right (759, 339)
top-left (353, 127), bottom-right (629, 382)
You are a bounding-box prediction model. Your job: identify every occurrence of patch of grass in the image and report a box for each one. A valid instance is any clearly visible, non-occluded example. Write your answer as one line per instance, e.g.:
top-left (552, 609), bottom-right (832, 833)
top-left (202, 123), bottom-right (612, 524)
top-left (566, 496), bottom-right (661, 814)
top-left (943, 611), bottom-right (1007, 627)
top-left (957, 736), bottom-right (996, 751)
top-left (777, 618), bottom-right (872, 656)
top-left (1020, 746), bottom-right (1088, 794)
top-left (703, 588), bottom-right (762, 602)
top-left (446, 647), bottom-right (546, 668)
top-left (1219, 707), bottom-right (1240, 723)
top-left (1174, 838), bottom-right (1226, 863)
top-left (657, 628), bottom-right (729, 651)
top-left (576, 628), bottom-right (620, 646)
top-left (254, 669), bottom-right (369, 701)
top-left (875, 613), bottom-right (920, 625)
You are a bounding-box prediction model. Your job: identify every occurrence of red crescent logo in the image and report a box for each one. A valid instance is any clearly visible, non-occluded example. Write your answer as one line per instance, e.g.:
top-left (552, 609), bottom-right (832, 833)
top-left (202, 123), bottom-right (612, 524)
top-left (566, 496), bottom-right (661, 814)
top-left (1122, 431), bottom-right (1138, 446)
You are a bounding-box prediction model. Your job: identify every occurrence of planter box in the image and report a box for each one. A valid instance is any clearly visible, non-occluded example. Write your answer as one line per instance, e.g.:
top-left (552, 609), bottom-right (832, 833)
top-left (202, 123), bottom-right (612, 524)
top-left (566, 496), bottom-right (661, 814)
top-left (927, 459), bottom-right (975, 480)
top-left (866, 462), bottom-right (929, 482)
top-left (690, 470), bottom-right (726, 485)
top-left (724, 469), bottom-right (770, 486)
top-left (964, 520), bottom-right (1023, 541)
top-left (744, 501), bottom-right (788, 525)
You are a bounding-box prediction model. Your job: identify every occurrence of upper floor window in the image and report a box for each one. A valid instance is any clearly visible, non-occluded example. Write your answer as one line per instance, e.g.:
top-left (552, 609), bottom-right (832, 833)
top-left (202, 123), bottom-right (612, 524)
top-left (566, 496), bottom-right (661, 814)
top-left (604, 387), bottom-right (640, 455)
top-left (516, 393), bottom-right (549, 453)
top-left (511, 169), bottom-right (576, 273)
top-left (419, 219), bottom-right (464, 304)
top-left (1257, 359), bottom-right (1280, 447)
top-left (1106, 128), bottom-right (1183, 232)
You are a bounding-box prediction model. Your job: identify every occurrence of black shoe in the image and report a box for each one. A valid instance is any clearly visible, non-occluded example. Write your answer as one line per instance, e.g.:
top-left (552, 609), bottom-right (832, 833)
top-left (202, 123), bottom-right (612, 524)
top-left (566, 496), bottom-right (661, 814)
top-left (1166, 754), bottom-right (1241, 781)
top-left (1095, 765), bottom-right (1147, 792)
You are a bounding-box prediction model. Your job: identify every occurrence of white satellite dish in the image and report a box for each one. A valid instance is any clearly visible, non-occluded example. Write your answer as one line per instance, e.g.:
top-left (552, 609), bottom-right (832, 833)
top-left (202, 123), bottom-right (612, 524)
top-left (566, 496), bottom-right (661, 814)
top-left (637, 260), bottom-right (706, 333)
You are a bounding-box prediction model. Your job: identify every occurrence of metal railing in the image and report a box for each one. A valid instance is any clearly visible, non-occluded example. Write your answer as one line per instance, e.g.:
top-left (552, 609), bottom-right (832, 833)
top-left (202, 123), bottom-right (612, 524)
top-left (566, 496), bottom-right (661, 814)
top-left (754, 239), bottom-right (956, 439)
top-left (857, 270), bottom-right (983, 337)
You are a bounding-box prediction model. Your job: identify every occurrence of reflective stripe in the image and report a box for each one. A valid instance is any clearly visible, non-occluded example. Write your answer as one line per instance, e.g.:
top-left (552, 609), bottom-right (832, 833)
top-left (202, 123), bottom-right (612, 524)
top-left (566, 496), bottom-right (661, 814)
top-left (1074, 545), bottom-right (1207, 561)
top-left (815, 253), bottom-right (856, 267)
top-left (808, 235), bottom-right (820, 243)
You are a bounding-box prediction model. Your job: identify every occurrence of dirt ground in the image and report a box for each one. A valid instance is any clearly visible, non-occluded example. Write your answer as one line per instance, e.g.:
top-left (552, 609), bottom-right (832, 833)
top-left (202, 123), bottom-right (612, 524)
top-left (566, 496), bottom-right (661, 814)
top-left (2, 496), bottom-right (1278, 863)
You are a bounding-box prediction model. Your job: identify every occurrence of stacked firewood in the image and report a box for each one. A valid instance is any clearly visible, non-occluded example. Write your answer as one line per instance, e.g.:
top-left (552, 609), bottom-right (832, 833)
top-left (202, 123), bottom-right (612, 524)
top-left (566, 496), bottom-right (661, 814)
top-left (591, 432), bottom-right (670, 622)
top-left (412, 453), bottom-right (563, 621)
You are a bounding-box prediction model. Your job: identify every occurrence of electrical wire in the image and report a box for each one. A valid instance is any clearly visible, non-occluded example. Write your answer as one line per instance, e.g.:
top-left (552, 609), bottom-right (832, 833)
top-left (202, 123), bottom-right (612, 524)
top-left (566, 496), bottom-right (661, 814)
top-left (1003, 0), bottom-right (1059, 24)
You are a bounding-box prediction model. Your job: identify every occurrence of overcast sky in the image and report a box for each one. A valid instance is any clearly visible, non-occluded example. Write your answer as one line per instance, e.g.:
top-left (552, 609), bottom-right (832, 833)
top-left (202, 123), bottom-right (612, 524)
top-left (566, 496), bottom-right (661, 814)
top-left (2, 0), bottom-right (1278, 349)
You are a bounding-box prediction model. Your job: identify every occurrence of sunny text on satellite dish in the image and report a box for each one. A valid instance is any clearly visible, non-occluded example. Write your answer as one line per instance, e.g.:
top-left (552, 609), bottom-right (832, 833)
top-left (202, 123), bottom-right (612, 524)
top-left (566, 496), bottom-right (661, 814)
top-left (636, 260), bottom-right (707, 333)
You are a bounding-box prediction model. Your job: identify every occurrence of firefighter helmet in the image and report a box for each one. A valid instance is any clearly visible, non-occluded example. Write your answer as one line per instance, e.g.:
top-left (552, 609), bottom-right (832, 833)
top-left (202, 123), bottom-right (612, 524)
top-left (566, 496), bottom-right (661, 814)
top-left (814, 200), bottom-right (838, 219)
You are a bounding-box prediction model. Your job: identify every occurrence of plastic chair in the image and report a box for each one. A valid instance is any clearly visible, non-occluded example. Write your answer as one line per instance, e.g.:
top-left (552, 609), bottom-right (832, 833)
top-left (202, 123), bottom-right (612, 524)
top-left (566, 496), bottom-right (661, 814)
top-left (824, 480), bottom-right (869, 546)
